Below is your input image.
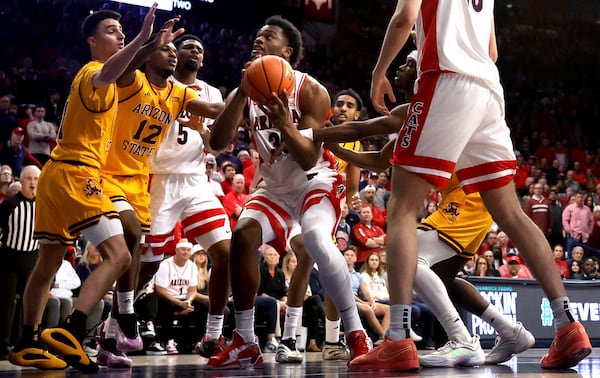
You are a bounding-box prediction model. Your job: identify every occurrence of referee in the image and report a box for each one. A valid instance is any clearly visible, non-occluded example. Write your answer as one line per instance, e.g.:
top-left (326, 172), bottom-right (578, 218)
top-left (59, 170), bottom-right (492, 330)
top-left (0, 165), bottom-right (40, 360)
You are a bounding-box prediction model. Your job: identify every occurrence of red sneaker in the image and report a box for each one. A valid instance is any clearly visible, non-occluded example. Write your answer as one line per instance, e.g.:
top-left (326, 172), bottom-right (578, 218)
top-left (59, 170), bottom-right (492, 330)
top-left (207, 331), bottom-right (263, 369)
top-left (349, 337), bottom-right (419, 372)
top-left (540, 321), bottom-right (592, 369)
top-left (346, 330), bottom-right (372, 360)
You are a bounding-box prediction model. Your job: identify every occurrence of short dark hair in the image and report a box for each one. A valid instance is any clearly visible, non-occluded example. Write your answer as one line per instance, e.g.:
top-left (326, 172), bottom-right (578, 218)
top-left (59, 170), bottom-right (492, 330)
top-left (264, 15), bottom-right (303, 68)
top-left (334, 89), bottom-right (363, 111)
top-left (81, 10), bottom-right (121, 38)
top-left (174, 34), bottom-right (203, 49)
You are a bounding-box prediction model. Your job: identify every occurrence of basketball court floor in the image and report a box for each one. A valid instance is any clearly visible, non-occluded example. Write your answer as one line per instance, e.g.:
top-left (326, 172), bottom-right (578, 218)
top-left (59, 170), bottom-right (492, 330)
top-left (1, 348), bottom-right (599, 377)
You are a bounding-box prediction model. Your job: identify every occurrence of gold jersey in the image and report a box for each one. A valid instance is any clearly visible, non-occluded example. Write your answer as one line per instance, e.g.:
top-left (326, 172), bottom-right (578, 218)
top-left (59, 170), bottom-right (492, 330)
top-left (335, 141), bottom-right (362, 174)
top-left (51, 61), bottom-right (118, 168)
top-left (419, 173), bottom-right (492, 257)
top-left (102, 70), bottom-right (199, 176)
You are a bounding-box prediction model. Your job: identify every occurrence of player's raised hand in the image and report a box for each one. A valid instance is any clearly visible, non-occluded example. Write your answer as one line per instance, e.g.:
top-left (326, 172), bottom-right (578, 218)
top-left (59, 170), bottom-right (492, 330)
top-left (154, 15), bottom-right (185, 47)
top-left (139, 3), bottom-right (158, 42)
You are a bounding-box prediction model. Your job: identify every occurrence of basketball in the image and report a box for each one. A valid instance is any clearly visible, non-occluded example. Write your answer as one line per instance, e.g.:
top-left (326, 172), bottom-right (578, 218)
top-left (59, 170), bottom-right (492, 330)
top-left (243, 55), bottom-right (295, 104)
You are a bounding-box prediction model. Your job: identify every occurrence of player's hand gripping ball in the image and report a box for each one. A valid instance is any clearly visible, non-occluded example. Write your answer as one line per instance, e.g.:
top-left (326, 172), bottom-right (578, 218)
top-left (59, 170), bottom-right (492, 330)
top-left (243, 55), bottom-right (295, 105)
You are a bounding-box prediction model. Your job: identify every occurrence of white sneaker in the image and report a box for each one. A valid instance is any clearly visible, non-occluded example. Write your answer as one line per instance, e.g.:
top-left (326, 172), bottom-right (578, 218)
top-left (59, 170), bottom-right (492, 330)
top-left (410, 329), bottom-right (423, 342)
top-left (166, 339), bottom-right (179, 355)
top-left (263, 338), bottom-right (279, 353)
top-left (485, 322), bottom-right (535, 364)
top-left (419, 335), bottom-right (485, 367)
top-left (83, 343), bottom-right (98, 357)
top-left (275, 338), bottom-right (303, 363)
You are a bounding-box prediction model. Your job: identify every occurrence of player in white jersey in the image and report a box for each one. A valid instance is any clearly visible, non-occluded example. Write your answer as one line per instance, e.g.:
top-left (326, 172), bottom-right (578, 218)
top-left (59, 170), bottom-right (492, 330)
top-left (208, 16), bottom-right (370, 370)
top-left (350, 0), bottom-right (591, 372)
top-left (139, 34), bottom-right (231, 358)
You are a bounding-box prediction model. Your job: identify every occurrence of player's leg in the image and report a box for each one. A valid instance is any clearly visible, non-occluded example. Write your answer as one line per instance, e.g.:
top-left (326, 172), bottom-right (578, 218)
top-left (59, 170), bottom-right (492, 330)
top-left (10, 243), bottom-right (68, 370)
top-left (321, 294), bottom-right (350, 360)
top-left (276, 235), bottom-right (311, 363)
top-left (349, 168), bottom-right (426, 371)
top-left (300, 197), bottom-right (370, 361)
top-left (207, 205), bottom-right (268, 369)
top-left (481, 184), bottom-right (591, 368)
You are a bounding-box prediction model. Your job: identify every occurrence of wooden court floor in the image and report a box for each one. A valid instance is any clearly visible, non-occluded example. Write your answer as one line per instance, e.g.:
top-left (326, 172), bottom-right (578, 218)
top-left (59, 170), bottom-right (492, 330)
top-left (1, 348), bottom-right (599, 377)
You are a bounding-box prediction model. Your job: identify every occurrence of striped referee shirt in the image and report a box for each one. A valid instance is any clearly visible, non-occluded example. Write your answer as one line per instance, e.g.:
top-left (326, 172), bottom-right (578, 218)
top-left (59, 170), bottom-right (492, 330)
top-left (0, 192), bottom-right (38, 252)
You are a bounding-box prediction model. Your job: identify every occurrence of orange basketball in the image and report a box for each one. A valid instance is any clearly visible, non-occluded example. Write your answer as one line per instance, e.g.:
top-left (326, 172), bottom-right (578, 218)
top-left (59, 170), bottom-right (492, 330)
top-left (243, 55), bottom-right (295, 104)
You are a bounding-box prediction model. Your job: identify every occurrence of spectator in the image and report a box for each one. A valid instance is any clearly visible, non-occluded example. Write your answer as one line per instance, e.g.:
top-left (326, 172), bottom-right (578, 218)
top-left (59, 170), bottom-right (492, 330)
top-left (222, 174), bottom-right (247, 229)
top-left (204, 153), bottom-right (223, 183)
top-left (26, 105), bottom-right (57, 165)
top-left (0, 164), bottom-right (13, 203)
top-left (137, 239), bottom-right (202, 355)
top-left (473, 255), bottom-right (497, 277)
top-left (0, 96), bottom-right (17, 143)
top-left (352, 205), bottom-right (386, 266)
top-left (0, 127), bottom-right (42, 176)
top-left (547, 188), bottom-right (565, 247)
top-left (476, 231), bottom-right (498, 256)
top-left (43, 90), bottom-right (63, 126)
top-left (243, 149), bottom-right (259, 193)
top-left (219, 161), bottom-right (236, 195)
top-left (523, 182), bottom-right (552, 238)
top-left (562, 191), bottom-right (594, 257)
top-left (258, 245), bottom-right (287, 352)
top-left (498, 254), bottom-right (533, 279)
top-left (418, 200), bottom-right (438, 223)
top-left (497, 231), bottom-right (515, 262)
top-left (552, 245), bottom-right (569, 279)
top-left (343, 246), bottom-right (388, 345)
top-left (215, 143), bottom-right (241, 174)
top-left (359, 252), bottom-right (389, 303)
top-left (581, 258), bottom-right (600, 280)
top-left (359, 185), bottom-right (386, 229)
top-left (373, 171), bottom-right (390, 210)
top-left (567, 260), bottom-right (583, 280)
top-left (49, 257), bottom-right (81, 327)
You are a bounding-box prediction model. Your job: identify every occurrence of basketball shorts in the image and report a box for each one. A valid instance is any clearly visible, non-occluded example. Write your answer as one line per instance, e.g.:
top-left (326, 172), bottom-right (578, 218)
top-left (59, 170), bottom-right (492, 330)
top-left (101, 173), bottom-right (152, 232)
top-left (34, 160), bottom-right (120, 245)
top-left (240, 172), bottom-right (345, 254)
top-left (391, 72), bottom-right (516, 193)
top-left (143, 173), bottom-right (231, 262)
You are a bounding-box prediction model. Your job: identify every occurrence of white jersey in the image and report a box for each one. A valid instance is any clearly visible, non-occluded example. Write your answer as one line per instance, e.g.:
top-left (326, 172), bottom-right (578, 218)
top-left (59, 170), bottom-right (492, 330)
top-left (248, 70), bottom-right (336, 194)
top-left (415, 0), bottom-right (503, 103)
top-left (149, 77), bottom-right (223, 174)
top-left (154, 256), bottom-right (198, 300)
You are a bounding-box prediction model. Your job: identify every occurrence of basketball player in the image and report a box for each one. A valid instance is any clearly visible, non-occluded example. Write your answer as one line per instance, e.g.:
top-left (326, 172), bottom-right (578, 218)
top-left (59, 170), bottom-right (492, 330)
top-left (96, 31), bottom-right (223, 367)
top-left (351, 0), bottom-right (591, 371)
top-left (139, 34), bottom-right (232, 359)
top-left (295, 51), bottom-right (539, 368)
top-left (9, 5), bottom-right (158, 373)
top-left (208, 16), bottom-right (371, 369)
top-left (276, 89), bottom-right (364, 364)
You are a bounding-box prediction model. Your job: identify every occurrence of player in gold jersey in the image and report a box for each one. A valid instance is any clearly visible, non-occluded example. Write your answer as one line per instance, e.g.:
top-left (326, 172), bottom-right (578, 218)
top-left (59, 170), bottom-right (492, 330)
top-left (10, 5), bottom-right (159, 373)
top-left (97, 40), bottom-right (223, 367)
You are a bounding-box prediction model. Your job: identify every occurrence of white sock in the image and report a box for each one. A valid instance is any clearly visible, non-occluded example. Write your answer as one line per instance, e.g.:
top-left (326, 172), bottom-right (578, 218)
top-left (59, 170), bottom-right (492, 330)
top-left (480, 304), bottom-right (516, 339)
top-left (234, 309), bottom-right (255, 343)
top-left (325, 318), bottom-right (341, 343)
top-left (104, 313), bottom-right (118, 339)
top-left (282, 306), bottom-right (302, 340)
top-left (205, 314), bottom-right (224, 340)
top-left (551, 297), bottom-right (574, 330)
top-left (414, 263), bottom-right (471, 342)
top-left (388, 305), bottom-right (411, 341)
top-left (117, 291), bottom-right (134, 314)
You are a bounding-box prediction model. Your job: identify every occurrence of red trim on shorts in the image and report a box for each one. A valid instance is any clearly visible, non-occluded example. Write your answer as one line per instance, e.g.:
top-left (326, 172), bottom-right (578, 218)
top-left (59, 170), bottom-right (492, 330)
top-left (181, 208), bottom-right (227, 241)
top-left (245, 201), bottom-right (288, 254)
top-left (420, 0), bottom-right (440, 73)
top-left (458, 160), bottom-right (516, 194)
top-left (144, 231), bottom-right (176, 256)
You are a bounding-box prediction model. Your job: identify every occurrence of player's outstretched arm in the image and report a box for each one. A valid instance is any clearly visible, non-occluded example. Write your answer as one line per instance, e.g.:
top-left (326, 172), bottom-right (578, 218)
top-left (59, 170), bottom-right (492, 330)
top-left (313, 104), bottom-right (409, 144)
top-left (326, 140), bottom-right (394, 173)
top-left (93, 3), bottom-right (158, 89)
